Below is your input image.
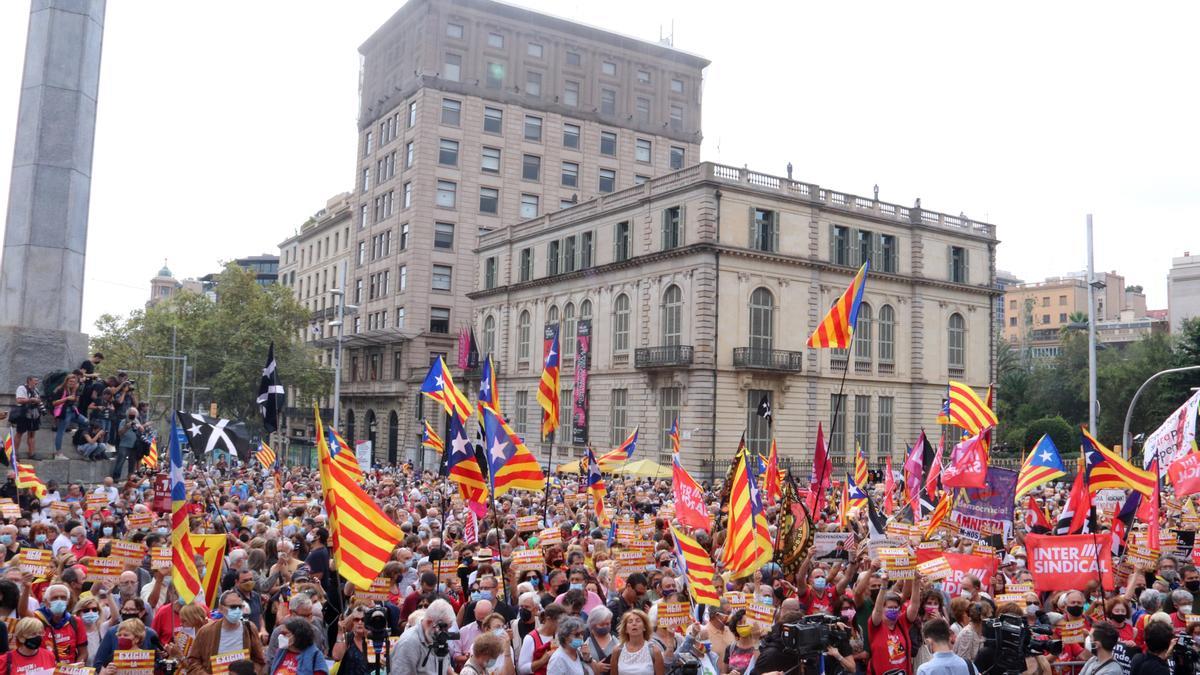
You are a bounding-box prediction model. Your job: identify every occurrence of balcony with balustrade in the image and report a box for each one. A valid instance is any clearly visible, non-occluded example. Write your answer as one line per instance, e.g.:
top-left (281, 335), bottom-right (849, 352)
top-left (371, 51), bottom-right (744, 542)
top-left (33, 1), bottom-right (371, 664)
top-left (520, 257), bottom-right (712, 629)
top-left (732, 348), bottom-right (803, 373)
top-left (635, 345), bottom-right (694, 369)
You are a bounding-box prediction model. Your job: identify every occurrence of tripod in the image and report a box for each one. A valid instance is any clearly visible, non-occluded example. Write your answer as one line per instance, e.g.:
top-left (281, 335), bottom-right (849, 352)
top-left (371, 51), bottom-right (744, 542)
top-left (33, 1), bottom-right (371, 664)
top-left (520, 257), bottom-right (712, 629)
top-left (366, 629), bottom-right (392, 675)
top-left (418, 636), bottom-right (450, 675)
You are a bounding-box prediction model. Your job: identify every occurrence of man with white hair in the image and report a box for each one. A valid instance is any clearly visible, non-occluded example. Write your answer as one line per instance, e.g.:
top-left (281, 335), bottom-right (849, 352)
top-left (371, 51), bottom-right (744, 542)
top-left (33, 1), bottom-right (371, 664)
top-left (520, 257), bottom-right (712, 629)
top-left (390, 598), bottom-right (457, 675)
top-left (453, 599), bottom-right (492, 669)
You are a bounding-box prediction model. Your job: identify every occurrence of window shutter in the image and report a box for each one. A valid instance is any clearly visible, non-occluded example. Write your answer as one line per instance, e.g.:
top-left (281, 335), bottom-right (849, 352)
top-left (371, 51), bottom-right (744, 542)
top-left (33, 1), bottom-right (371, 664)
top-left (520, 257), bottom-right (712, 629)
top-left (963, 248), bottom-right (971, 284)
top-left (679, 205), bottom-right (686, 246)
top-left (749, 206), bottom-right (757, 250)
top-left (772, 211), bottom-right (780, 252)
top-left (829, 224), bottom-right (837, 263)
top-left (947, 245), bottom-right (954, 281)
top-left (661, 211), bottom-right (668, 250)
top-left (872, 232), bottom-right (882, 270)
top-left (849, 230), bottom-right (860, 267)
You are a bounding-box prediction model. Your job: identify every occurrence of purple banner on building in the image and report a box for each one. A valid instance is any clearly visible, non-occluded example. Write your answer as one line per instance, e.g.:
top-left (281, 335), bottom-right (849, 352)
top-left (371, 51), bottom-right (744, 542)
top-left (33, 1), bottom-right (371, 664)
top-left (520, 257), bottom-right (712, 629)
top-left (571, 320), bottom-right (591, 446)
top-left (950, 466), bottom-right (1018, 540)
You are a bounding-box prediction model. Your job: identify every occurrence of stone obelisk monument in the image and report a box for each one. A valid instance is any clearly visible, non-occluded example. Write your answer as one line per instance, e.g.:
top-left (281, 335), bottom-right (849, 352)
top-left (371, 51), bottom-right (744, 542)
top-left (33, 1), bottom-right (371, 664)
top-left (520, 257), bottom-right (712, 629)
top-left (0, 0), bottom-right (105, 393)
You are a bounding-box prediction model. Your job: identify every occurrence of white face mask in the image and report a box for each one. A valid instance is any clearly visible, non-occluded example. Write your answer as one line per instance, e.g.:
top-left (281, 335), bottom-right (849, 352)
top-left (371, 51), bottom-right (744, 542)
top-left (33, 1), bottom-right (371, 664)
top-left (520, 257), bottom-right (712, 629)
top-left (278, 635), bottom-right (289, 649)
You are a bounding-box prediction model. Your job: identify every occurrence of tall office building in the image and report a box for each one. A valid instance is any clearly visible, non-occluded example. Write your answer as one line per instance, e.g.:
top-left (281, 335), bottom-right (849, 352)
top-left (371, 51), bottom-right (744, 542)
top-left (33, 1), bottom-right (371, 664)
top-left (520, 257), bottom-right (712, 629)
top-left (293, 0), bottom-right (709, 463)
top-left (1169, 252), bottom-right (1200, 333)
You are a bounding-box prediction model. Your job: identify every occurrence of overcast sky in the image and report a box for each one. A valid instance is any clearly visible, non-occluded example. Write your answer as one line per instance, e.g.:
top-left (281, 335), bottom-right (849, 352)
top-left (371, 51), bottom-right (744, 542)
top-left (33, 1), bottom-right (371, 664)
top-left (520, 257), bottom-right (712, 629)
top-left (1, 1), bottom-right (1196, 334)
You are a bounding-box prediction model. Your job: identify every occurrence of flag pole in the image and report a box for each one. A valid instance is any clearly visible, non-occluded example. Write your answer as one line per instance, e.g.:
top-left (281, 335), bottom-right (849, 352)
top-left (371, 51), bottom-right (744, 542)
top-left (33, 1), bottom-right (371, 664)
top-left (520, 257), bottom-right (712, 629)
top-left (1080, 450), bottom-right (1105, 593)
top-left (541, 426), bottom-right (554, 524)
top-left (485, 480), bottom-right (511, 606)
top-left (828, 329), bottom-right (857, 475)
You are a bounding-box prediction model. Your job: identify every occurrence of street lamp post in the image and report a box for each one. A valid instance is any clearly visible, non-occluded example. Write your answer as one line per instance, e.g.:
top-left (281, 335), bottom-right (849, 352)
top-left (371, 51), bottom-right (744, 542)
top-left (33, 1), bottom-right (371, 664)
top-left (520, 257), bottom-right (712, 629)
top-left (328, 261), bottom-right (355, 431)
top-left (1122, 365), bottom-right (1200, 460)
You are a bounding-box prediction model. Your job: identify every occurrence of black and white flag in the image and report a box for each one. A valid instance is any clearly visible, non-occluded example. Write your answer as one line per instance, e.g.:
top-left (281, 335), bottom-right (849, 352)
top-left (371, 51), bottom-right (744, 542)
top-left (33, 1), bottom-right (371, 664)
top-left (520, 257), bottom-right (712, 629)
top-left (756, 394), bottom-right (772, 426)
top-left (256, 342), bottom-right (284, 433)
top-left (176, 411), bottom-right (251, 462)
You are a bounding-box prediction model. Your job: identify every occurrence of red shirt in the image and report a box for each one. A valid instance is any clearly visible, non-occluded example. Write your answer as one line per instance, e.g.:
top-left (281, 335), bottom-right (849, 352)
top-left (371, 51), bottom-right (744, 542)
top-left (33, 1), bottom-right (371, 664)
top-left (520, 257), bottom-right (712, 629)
top-left (797, 587), bottom-right (837, 615)
top-left (273, 652), bottom-right (299, 675)
top-left (70, 540), bottom-right (96, 560)
top-left (0, 648), bottom-right (57, 675)
top-left (868, 614), bottom-right (912, 675)
top-left (41, 616), bottom-right (86, 663)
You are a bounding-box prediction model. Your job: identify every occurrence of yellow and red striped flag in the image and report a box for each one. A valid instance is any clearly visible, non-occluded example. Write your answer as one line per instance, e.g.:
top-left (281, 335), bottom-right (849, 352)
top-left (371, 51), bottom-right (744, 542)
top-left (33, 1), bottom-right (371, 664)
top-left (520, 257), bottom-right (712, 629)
top-left (420, 356), bottom-right (473, 423)
top-left (536, 325), bottom-right (561, 440)
top-left (721, 450), bottom-right (758, 576)
top-left (947, 380), bottom-right (998, 435)
top-left (670, 525), bottom-right (721, 607)
top-left (325, 425), bottom-right (364, 483)
top-left (482, 407), bottom-right (546, 497)
top-left (2, 434), bottom-right (11, 465)
top-left (807, 261), bottom-right (869, 349)
top-left (254, 441), bottom-right (275, 469)
top-left (924, 490), bottom-right (955, 539)
top-left (315, 405), bottom-right (402, 589)
top-left (764, 439), bottom-right (782, 507)
top-left (421, 420), bottom-right (444, 454)
top-left (851, 443), bottom-right (868, 508)
top-left (141, 437), bottom-right (159, 469)
top-left (596, 427), bottom-right (638, 471)
top-left (1082, 426), bottom-right (1157, 497)
top-left (191, 533), bottom-right (226, 607)
top-left (15, 463), bottom-right (44, 499)
top-left (169, 415), bottom-right (202, 603)
top-left (443, 415), bottom-right (487, 517)
top-left (585, 447), bottom-right (608, 526)
top-left (1014, 434), bottom-right (1067, 502)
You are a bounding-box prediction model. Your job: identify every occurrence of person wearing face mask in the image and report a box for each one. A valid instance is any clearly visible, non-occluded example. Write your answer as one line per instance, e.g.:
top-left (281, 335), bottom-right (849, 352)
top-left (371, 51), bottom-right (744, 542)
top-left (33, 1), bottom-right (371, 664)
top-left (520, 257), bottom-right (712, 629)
top-left (389, 598), bottom-right (458, 675)
top-left (0, 524), bottom-right (20, 559)
top-left (518, 603), bottom-right (564, 675)
top-left (553, 568), bottom-right (603, 614)
top-left (795, 558), bottom-right (858, 616)
top-left (73, 598), bottom-right (104, 666)
top-left (186, 591), bottom-right (267, 675)
top-left (584, 607), bottom-right (615, 673)
top-left (461, 632), bottom-right (507, 675)
top-left (0, 618), bottom-right (57, 673)
top-left (1170, 588), bottom-right (1194, 631)
top-left (720, 609), bottom-right (757, 675)
top-left (1079, 621), bottom-right (1124, 675)
top-left (1104, 597), bottom-right (1136, 647)
top-left (37, 583), bottom-right (87, 664)
top-left (330, 605), bottom-right (370, 675)
top-left (268, 618), bottom-right (327, 675)
top-left (512, 592), bottom-right (541, 646)
top-left (93, 603), bottom-right (161, 669)
top-left (546, 617), bottom-right (590, 675)
top-left (868, 576), bottom-right (922, 675)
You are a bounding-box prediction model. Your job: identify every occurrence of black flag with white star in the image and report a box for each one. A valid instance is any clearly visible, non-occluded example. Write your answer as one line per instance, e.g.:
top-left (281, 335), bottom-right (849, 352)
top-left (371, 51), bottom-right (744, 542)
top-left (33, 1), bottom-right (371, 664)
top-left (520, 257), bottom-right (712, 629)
top-left (176, 411), bottom-right (251, 463)
top-left (756, 393), bottom-right (772, 427)
top-left (256, 342), bottom-right (284, 434)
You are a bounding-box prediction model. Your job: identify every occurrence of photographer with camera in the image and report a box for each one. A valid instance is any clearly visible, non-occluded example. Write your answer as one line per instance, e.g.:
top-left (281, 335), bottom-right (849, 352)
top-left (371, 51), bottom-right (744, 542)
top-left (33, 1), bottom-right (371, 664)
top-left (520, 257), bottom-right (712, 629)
top-left (51, 373), bottom-right (89, 459)
top-left (389, 598), bottom-right (458, 675)
top-left (11, 375), bottom-right (43, 459)
top-left (1129, 621), bottom-right (1173, 675)
top-left (111, 408), bottom-right (142, 481)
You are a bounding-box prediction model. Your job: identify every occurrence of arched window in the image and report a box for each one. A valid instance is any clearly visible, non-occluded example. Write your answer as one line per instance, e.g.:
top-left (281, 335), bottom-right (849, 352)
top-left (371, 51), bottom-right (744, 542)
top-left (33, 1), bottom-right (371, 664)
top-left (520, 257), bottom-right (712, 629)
top-left (613, 293), bottom-right (631, 352)
top-left (580, 299), bottom-right (592, 320)
top-left (547, 305), bottom-right (558, 326)
top-left (345, 409), bottom-right (356, 443)
top-left (878, 304), bottom-right (896, 363)
top-left (483, 314), bottom-right (496, 356)
top-left (562, 303), bottom-right (576, 353)
top-left (387, 411), bottom-right (399, 465)
top-left (661, 285), bottom-right (683, 346)
top-left (749, 287), bottom-right (774, 352)
top-left (854, 303), bottom-right (873, 362)
top-left (518, 310), bottom-right (531, 360)
top-left (948, 312), bottom-right (966, 371)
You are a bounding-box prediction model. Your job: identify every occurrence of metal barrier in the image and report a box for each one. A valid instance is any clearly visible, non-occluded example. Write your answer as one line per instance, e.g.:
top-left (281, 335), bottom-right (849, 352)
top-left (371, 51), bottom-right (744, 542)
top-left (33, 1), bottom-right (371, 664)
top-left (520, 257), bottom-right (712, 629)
top-left (1051, 661), bottom-right (1087, 675)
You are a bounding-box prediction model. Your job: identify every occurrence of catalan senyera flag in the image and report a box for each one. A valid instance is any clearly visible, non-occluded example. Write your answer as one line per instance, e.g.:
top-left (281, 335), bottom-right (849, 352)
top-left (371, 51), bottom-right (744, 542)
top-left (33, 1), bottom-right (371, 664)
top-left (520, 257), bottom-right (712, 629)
top-left (420, 356), bottom-right (473, 423)
top-left (764, 438), bottom-right (782, 507)
top-left (947, 380), bottom-right (998, 435)
top-left (191, 533), bottom-right (226, 607)
top-left (141, 437), bottom-right (159, 469)
top-left (807, 261), bottom-right (869, 349)
top-left (838, 479), bottom-right (851, 529)
top-left (169, 416), bottom-right (202, 603)
top-left (1, 434), bottom-right (11, 466)
top-left (596, 427), bottom-right (638, 471)
top-left (254, 441), bottom-right (275, 469)
top-left (669, 417), bottom-right (681, 455)
top-left (670, 525), bottom-right (720, 607)
top-left (421, 420), bottom-right (444, 455)
top-left (851, 443), bottom-right (868, 507)
top-left (536, 325), bottom-right (561, 440)
top-left (326, 425), bottom-right (364, 483)
top-left (14, 462), bottom-right (44, 500)
top-left (1083, 426), bottom-right (1157, 497)
top-left (444, 415), bottom-right (488, 518)
top-left (585, 447), bottom-right (608, 525)
top-left (924, 491), bottom-right (954, 539)
top-left (481, 406), bottom-right (546, 498)
top-left (315, 405), bottom-right (403, 589)
top-left (1014, 434), bottom-right (1067, 502)
top-left (721, 450), bottom-right (758, 576)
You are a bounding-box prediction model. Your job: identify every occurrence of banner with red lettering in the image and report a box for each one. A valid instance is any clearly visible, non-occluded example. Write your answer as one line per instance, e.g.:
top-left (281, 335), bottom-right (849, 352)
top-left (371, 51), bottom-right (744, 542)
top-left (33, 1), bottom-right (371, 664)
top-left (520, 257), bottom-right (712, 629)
top-left (915, 549), bottom-right (998, 598)
top-left (673, 459), bottom-right (710, 532)
top-left (1025, 532), bottom-right (1114, 592)
top-left (942, 434), bottom-right (988, 488)
top-left (1169, 451), bottom-right (1200, 497)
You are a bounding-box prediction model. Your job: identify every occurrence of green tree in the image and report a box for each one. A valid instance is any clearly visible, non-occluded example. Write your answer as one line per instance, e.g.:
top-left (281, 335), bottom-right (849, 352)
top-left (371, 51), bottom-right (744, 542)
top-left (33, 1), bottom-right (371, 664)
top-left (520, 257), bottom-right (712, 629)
top-left (1023, 416), bottom-right (1075, 456)
top-left (89, 264), bottom-right (330, 435)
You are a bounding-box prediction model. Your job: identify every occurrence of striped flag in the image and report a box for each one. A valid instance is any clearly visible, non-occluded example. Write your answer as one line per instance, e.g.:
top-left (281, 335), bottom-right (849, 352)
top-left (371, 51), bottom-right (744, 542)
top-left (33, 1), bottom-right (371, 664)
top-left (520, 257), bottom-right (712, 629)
top-left (141, 437), bottom-right (159, 469)
top-left (807, 261), bottom-right (869, 349)
top-left (536, 325), bottom-right (561, 440)
top-left (852, 443), bottom-right (868, 507)
top-left (422, 420), bottom-right (444, 454)
top-left (191, 533), bottom-right (226, 607)
top-left (315, 405), bottom-right (403, 589)
top-left (924, 491), bottom-right (954, 539)
top-left (585, 447), bottom-right (608, 525)
top-left (420, 356), bottom-right (473, 423)
top-left (169, 416), bottom-right (202, 603)
top-left (670, 525), bottom-right (720, 607)
top-left (743, 441), bottom-right (774, 574)
top-left (14, 462), bottom-right (44, 499)
top-left (1014, 434), bottom-right (1067, 502)
top-left (325, 426), bottom-right (364, 483)
top-left (947, 380), bottom-right (998, 435)
top-left (764, 439), bottom-right (781, 507)
top-left (255, 441), bottom-right (275, 469)
top-left (884, 456), bottom-right (895, 515)
top-left (1, 434), bottom-right (10, 465)
top-left (720, 449), bottom-right (758, 576)
top-left (477, 354), bottom-right (500, 416)
top-left (482, 406), bottom-right (546, 497)
top-left (1083, 426), bottom-right (1157, 497)
top-left (445, 415), bottom-right (488, 517)
top-left (670, 417), bottom-right (681, 454)
top-left (597, 427), bottom-right (638, 471)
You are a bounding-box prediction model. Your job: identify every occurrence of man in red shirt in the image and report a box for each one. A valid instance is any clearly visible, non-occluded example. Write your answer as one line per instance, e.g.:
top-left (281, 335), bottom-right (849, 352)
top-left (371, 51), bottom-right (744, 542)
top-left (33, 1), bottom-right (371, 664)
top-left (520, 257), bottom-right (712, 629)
top-left (793, 556), bottom-right (860, 616)
top-left (67, 526), bottom-right (95, 561)
top-left (868, 575), bottom-right (920, 675)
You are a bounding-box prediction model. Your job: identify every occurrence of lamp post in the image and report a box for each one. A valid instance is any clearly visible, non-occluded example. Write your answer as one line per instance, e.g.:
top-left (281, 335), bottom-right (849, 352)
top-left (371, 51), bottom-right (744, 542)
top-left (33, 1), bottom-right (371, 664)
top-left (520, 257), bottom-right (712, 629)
top-left (327, 261), bottom-right (356, 431)
top-left (1123, 365), bottom-right (1200, 460)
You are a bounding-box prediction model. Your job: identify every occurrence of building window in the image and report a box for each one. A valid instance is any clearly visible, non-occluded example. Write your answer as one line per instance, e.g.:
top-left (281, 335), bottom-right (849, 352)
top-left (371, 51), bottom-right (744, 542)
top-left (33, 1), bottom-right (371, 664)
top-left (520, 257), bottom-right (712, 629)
top-left (561, 162), bottom-right (579, 187)
top-left (512, 309), bottom-right (530, 363)
top-left (483, 315), bottom-right (496, 355)
top-left (600, 88), bottom-right (616, 115)
top-left (430, 307), bottom-right (450, 333)
top-left (854, 395), bottom-right (871, 455)
top-left (446, 22), bottom-right (463, 38)
top-left (479, 107), bottom-right (502, 134)
top-left (398, 265), bottom-right (407, 292)
top-left (406, 101), bottom-right (417, 127)
top-left (561, 123), bottom-right (581, 149)
top-left (481, 146), bottom-right (501, 173)
top-left (751, 208), bottom-right (777, 252)
top-left (1059, 312), bottom-right (1067, 323)
top-left (432, 265), bottom-right (452, 292)
top-left (855, 303), bottom-right (873, 367)
top-left (479, 187), bottom-right (499, 214)
top-left (829, 394), bottom-right (847, 455)
top-left (522, 154), bottom-right (541, 181)
top-left (879, 304), bottom-right (895, 364)
top-left (670, 104), bottom-right (683, 129)
top-left (434, 222), bottom-right (454, 249)
top-left (948, 312), bottom-right (966, 372)
top-left (566, 51), bottom-right (581, 66)
top-left (525, 71), bottom-right (542, 98)
top-left (441, 98), bottom-right (461, 126)
top-left (444, 53), bottom-right (461, 82)
top-left (393, 350), bottom-right (404, 380)
top-left (659, 387), bottom-right (681, 452)
top-left (598, 169), bottom-right (616, 193)
top-left (564, 81), bottom-right (579, 107)
top-left (364, 131), bottom-right (372, 157)
top-left (519, 248), bottom-right (533, 282)
top-left (580, 232), bottom-right (593, 269)
top-left (636, 97), bottom-right (650, 124)
top-left (610, 389), bottom-right (627, 445)
top-left (563, 236), bottom-right (577, 273)
top-left (831, 225), bottom-right (850, 265)
top-left (1059, 295), bottom-right (1068, 305)
top-left (487, 32), bottom-right (503, 48)
top-left (361, 167), bottom-right (370, 192)
top-left (671, 78), bottom-right (684, 93)
top-left (661, 285), bottom-right (683, 346)
top-left (396, 306), bottom-right (405, 328)
top-left (749, 288), bottom-right (774, 352)
top-left (747, 390), bottom-right (771, 455)
top-left (879, 234), bottom-right (898, 273)
top-left (436, 180), bottom-right (456, 208)
top-left (614, 221), bottom-right (631, 262)
top-left (1009, 317), bottom-right (1017, 326)
top-left (520, 194), bottom-right (539, 220)
top-left (357, 242), bottom-right (366, 265)
top-left (562, 303), bottom-right (576, 357)
top-left (547, 241), bottom-right (560, 276)
top-left (548, 305), bottom-right (559, 325)
top-left (438, 139), bottom-right (459, 166)
top-left (1042, 314), bottom-right (1050, 324)
top-left (399, 223), bottom-right (409, 249)
top-left (359, 204), bottom-right (368, 229)
top-left (662, 206), bottom-right (682, 249)
top-left (665, 147), bottom-right (684, 171)
top-left (404, 141), bottom-right (414, 169)
top-left (613, 293), bottom-right (630, 352)
top-left (602, 61), bottom-right (616, 76)
top-left (527, 41), bottom-right (543, 58)
top-left (635, 139), bottom-right (652, 163)
top-left (600, 131), bottom-right (617, 156)
top-left (514, 390), bottom-right (529, 436)
top-left (485, 61), bottom-right (505, 89)
top-left (950, 246), bottom-right (969, 283)
top-left (524, 115), bottom-right (542, 142)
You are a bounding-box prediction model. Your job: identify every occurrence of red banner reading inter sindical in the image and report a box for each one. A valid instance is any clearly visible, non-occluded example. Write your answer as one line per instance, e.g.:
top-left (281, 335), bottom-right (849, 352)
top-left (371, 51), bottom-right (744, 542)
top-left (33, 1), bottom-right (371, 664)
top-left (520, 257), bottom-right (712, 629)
top-left (1025, 532), bottom-right (1114, 593)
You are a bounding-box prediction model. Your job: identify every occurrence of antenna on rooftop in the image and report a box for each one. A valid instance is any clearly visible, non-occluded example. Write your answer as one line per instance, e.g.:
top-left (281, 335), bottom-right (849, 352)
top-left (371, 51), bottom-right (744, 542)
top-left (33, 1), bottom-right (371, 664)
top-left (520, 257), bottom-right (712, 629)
top-left (659, 20), bottom-right (674, 47)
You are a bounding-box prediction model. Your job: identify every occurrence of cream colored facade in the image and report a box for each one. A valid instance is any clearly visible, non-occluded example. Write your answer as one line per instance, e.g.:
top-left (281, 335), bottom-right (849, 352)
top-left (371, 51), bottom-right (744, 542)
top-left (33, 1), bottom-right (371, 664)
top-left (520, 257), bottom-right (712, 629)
top-left (471, 163), bottom-right (999, 479)
top-left (1001, 271), bottom-right (1145, 358)
top-left (315, 0), bottom-right (708, 464)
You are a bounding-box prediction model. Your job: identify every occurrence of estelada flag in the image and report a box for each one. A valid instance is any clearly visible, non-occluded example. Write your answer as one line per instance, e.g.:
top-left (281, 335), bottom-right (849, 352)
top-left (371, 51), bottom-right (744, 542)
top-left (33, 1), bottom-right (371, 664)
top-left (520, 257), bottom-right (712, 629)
top-left (1169, 450), bottom-right (1200, 497)
top-left (1024, 532), bottom-right (1115, 593)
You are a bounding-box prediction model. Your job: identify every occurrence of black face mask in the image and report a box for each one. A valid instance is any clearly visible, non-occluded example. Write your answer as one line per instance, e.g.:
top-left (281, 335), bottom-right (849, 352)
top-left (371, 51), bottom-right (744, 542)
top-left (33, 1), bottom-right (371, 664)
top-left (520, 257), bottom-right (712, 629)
top-left (22, 636), bottom-right (42, 651)
top-left (120, 613), bottom-right (140, 622)
top-left (1067, 606), bottom-right (1084, 618)
top-left (555, 582), bottom-right (569, 596)
top-left (518, 608), bottom-right (533, 623)
top-left (1186, 580), bottom-right (1200, 592)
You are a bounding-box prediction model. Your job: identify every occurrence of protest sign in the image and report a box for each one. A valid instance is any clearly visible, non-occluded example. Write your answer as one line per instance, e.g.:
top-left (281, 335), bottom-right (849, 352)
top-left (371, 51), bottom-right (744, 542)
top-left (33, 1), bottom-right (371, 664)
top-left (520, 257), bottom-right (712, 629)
top-left (152, 473), bottom-right (170, 513)
top-left (432, 560), bottom-right (458, 583)
top-left (171, 631), bottom-right (193, 660)
top-left (151, 547), bottom-right (171, 571)
top-left (109, 541), bottom-right (147, 567)
top-left (86, 494), bottom-right (107, 512)
top-left (915, 556), bottom-right (952, 581)
top-left (1145, 390), bottom-right (1200, 478)
top-left (812, 532), bottom-right (854, 557)
top-left (1092, 490), bottom-right (1126, 513)
top-left (0, 500), bottom-right (20, 520)
top-left (49, 502), bottom-right (70, 517)
top-left (357, 577), bottom-right (391, 604)
top-left (126, 512), bottom-right (153, 530)
top-left (516, 516), bottom-right (540, 533)
top-left (1008, 581), bottom-right (1034, 594)
top-left (996, 593), bottom-right (1027, 609)
top-left (114, 650), bottom-right (155, 675)
top-left (18, 549), bottom-right (52, 578)
top-left (85, 558), bottom-right (124, 585)
top-left (951, 467), bottom-right (1017, 540)
top-left (657, 602), bottom-right (691, 630)
top-left (56, 665), bottom-right (96, 675)
top-left (745, 603), bottom-right (775, 631)
top-left (915, 550), bottom-right (998, 598)
top-left (538, 528), bottom-right (562, 548)
top-left (723, 592), bottom-right (748, 610)
top-left (1060, 618), bottom-right (1086, 644)
top-left (1025, 533), bottom-right (1114, 592)
top-left (878, 547), bottom-right (915, 580)
top-left (210, 650), bottom-right (248, 675)
top-left (511, 549), bottom-right (545, 573)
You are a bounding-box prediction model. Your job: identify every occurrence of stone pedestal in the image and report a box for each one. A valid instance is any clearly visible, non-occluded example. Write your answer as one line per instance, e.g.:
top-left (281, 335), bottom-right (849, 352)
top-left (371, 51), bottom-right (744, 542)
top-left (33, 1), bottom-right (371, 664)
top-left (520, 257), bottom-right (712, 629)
top-left (0, 325), bottom-right (88, 398)
top-left (0, 455), bottom-right (114, 485)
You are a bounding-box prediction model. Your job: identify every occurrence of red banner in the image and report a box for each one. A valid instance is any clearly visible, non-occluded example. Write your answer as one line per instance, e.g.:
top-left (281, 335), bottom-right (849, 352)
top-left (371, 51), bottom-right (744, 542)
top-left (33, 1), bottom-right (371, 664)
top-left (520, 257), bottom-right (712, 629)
top-left (915, 550), bottom-right (998, 598)
top-left (1025, 532), bottom-right (1114, 592)
top-left (942, 434), bottom-right (988, 488)
top-left (673, 460), bottom-right (711, 532)
top-left (1169, 451), bottom-right (1200, 497)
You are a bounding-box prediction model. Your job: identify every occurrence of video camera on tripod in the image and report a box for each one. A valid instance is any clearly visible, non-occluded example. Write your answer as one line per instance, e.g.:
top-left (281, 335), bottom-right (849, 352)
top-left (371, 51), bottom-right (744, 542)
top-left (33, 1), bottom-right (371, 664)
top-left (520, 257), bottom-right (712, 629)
top-left (981, 615), bottom-right (1062, 675)
top-left (777, 614), bottom-right (853, 656)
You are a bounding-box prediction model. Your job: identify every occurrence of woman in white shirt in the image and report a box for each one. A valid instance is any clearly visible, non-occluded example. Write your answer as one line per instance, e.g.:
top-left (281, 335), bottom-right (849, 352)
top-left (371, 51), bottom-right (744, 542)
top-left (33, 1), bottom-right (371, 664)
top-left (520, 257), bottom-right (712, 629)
top-left (546, 617), bottom-right (590, 675)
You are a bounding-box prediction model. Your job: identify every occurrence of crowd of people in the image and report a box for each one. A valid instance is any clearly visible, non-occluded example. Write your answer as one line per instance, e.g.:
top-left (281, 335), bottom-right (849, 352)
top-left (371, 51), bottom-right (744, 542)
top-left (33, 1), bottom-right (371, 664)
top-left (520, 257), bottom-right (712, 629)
top-left (0, 426), bottom-right (1192, 675)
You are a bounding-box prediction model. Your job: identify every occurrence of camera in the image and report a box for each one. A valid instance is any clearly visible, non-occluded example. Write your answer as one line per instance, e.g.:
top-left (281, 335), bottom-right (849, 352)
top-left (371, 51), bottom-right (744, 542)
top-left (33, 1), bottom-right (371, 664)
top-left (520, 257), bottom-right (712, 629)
top-left (776, 615), bottom-right (851, 657)
top-left (363, 604), bottom-right (390, 641)
top-left (1175, 633), bottom-right (1198, 675)
top-left (431, 621), bottom-right (460, 658)
top-left (668, 653), bottom-right (701, 675)
top-left (158, 658), bottom-right (178, 675)
top-left (982, 615), bottom-right (1061, 675)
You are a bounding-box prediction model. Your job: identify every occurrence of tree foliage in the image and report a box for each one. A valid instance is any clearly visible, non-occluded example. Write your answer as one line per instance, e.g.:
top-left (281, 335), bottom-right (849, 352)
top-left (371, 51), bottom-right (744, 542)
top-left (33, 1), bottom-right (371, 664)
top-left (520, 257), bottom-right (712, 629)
top-left (89, 264), bottom-right (330, 435)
